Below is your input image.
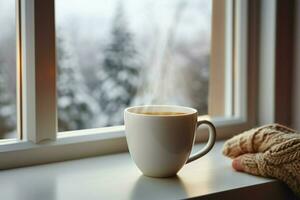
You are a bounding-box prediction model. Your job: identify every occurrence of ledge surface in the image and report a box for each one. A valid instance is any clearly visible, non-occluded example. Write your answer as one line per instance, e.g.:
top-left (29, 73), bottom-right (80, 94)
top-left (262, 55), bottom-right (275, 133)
top-left (0, 141), bottom-right (293, 200)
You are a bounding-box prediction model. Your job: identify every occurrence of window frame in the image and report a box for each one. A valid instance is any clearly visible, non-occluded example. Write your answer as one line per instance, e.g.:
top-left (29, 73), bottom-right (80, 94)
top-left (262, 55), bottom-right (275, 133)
top-left (0, 0), bottom-right (262, 169)
top-left (20, 0), bottom-right (57, 143)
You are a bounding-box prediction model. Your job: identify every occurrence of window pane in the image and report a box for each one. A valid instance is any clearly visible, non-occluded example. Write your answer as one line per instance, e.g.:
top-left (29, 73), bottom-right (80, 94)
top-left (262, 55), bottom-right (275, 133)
top-left (55, 0), bottom-right (211, 131)
top-left (0, 1), bottom-right (17, 139)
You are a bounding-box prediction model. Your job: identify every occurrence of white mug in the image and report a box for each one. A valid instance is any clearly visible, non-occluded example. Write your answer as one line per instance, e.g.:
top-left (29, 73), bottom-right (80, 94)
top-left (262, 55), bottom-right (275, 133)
top-left (124, 105), bottom-right (216, 178)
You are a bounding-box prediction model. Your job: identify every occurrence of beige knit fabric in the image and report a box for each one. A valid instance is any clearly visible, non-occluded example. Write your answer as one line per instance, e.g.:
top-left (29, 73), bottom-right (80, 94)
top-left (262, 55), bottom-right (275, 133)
top-left (223, 124), bottom-right (300, 197)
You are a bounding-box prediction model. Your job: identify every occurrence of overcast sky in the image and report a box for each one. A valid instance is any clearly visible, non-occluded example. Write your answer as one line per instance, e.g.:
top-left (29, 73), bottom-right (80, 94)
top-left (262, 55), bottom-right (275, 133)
top-left (55, 0), bottom-right (211, 48)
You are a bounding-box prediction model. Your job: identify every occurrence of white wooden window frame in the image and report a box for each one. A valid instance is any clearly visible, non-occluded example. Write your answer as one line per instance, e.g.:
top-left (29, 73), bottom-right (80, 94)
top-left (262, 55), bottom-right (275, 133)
top-left (0, 0), bottom-right (269, 169)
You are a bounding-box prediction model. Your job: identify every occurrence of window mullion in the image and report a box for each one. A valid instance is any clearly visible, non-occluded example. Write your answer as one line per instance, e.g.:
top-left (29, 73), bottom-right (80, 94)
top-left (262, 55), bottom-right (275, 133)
top-left (16, 0), bottom-right (22, 140)
top-left (21, 0), bottom-right (57, 143)
top-left (208, 0), bottom-right (227, 117)
top-left (224, 0), bottom-right (234, 117)
top-left (233, 0), bottom-right (248, 120)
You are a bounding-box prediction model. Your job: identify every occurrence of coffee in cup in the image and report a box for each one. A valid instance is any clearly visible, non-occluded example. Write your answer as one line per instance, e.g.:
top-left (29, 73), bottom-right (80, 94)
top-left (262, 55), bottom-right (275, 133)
top-left (124, 105), bottom-right (216, 178)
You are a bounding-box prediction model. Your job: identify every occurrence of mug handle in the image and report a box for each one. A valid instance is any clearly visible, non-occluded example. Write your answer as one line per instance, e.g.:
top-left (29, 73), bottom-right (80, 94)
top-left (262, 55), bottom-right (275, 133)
top-left (186, 120), bottom-right (216, 164)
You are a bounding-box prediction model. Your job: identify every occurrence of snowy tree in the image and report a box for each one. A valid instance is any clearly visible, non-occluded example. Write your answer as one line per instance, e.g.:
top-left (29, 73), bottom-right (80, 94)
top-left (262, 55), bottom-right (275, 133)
top-left (0, 63), bottom-right (15, 137)
top-left (56, 34), bottom-right (98, 131)
top-left (96, 3), bottom-right (140, 126)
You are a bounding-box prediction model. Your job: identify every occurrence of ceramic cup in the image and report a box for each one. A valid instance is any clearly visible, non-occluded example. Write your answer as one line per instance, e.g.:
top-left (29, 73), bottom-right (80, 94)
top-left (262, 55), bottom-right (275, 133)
top-left (124, 105), bottom-right (216, 178)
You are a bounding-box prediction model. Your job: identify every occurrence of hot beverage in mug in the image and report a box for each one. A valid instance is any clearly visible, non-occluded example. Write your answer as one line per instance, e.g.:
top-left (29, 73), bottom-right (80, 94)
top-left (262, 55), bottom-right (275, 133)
top-left (124, 105), bottom-right (216, 178)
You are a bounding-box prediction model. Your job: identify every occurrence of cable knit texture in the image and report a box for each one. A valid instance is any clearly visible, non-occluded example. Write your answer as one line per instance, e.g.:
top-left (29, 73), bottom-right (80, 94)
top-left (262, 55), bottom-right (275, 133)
top-left (223, 124), bottom-right (300, 197)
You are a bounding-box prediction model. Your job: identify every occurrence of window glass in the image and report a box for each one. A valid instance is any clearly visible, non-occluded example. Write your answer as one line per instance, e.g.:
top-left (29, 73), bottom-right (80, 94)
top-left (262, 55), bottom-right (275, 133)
top-left (0, 1), bottom-right (17, 139)
top-left (55, 0), bottom-right (212, 131)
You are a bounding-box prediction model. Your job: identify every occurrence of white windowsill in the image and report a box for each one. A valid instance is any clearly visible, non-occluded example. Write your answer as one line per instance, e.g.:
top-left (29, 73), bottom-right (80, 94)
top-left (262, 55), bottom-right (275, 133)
top-left (0, 141), bottom-right (293, 200)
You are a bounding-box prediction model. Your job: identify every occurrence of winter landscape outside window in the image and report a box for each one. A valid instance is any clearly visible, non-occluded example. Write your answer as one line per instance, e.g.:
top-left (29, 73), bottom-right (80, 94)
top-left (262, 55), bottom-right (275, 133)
top-left (55, 0), bottom-right (212, 132)
top-left (0, 1), bottom-right (17, 139)
top-left (0, 0), bottom-right (255, 169)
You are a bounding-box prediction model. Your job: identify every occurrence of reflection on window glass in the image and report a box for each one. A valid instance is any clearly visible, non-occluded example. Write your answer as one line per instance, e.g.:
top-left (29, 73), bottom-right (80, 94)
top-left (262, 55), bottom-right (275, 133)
top-left (55, 0), bottom-right (211, 131)
top-left (0, 1), bottom-right (17, 139)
